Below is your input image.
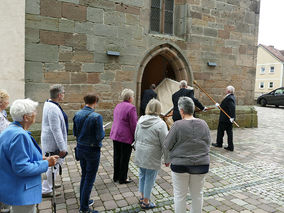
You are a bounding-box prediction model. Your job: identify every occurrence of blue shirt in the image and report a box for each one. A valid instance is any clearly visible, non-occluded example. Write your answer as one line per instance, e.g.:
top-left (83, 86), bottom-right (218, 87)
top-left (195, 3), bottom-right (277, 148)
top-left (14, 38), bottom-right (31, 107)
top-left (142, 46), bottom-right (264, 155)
top-left (73, 106), bottom-right (105, 147)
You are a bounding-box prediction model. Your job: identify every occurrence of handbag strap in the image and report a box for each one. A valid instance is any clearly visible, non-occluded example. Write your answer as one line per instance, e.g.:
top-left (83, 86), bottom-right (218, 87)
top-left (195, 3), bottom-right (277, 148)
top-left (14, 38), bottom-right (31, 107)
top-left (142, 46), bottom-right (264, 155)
top-left (77, 111), bottom-right (93, 136)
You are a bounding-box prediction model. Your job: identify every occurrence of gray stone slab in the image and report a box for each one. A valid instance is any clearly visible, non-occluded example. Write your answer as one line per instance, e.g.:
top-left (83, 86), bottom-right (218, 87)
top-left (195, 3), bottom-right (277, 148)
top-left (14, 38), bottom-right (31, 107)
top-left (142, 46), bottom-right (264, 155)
top-left (87, 7), bottom-right (103, 23)
top-left (74, 21), bottom-right (95, 34)
top-left (204, 27), bottom-right (218, 37)
top-left (93, 24), bottom-right (117, 37)
top-left (25, 83), bottom-right (50, 102)
top-left (86, 35), bottom-right (105, 52)
top-left (44, 63), bottom-right (65, 72)
top-left (201, 0), bottom-right (216, 9)
top-left (104, 11), bottom-right (125, 26)
top-left (25, 28), bottom-right (40, 43)
top-left (25, 61), bottom-right (43, 82)
top-left (59, 18), bottom-right (75, 33)
top-left (26, 14), bottom-right (59, 31)
top-left (125, 14), bottom-right (139, 25)
top-left (93, 52), bottom-right (114, 64)
top-left (26, 0), bottom-right (40, 15)
top-left (107, 0), bottom-right (144, 7)
top-left (58, 0), bottom-right (79, 4)
top-left (100, 70), bottom-right (115, 81)
top-left (82, 63), bottom-right (104, 73)
top-left (26, 44), bottom-right (59, 62)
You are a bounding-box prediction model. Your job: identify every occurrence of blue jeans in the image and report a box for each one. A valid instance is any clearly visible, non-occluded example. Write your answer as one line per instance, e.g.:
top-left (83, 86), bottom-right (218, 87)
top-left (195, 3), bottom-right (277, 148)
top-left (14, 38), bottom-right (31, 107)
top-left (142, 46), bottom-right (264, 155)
top-left (139, 168), bottom-right (158, 199)
top-left (77, 146), bottom-right (100, 211)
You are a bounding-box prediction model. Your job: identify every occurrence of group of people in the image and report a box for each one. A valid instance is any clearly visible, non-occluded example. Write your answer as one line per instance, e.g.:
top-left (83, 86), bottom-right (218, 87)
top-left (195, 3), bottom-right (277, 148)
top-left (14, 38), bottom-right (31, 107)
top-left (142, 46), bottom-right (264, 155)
top-left (0, 79), bottom-right (236, 213)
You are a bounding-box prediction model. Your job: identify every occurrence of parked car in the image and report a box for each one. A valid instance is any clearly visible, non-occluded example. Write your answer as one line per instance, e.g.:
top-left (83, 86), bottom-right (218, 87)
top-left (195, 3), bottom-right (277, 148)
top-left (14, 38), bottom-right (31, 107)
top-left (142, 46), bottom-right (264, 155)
top-left (257, 87), bottom-right (284, 107)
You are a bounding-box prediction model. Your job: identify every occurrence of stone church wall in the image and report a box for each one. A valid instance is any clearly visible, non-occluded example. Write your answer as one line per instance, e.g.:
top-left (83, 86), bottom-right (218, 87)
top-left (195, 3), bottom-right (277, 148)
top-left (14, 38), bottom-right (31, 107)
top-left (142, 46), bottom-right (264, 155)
top-left (25, 0), bottom-right (260, 121)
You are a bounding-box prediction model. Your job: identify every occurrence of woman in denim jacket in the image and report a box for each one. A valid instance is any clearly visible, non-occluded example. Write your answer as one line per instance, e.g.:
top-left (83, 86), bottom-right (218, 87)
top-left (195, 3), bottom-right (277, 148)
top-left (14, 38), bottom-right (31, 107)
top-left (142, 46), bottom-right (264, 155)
top-left (73, 94), bottom-right (105, 213)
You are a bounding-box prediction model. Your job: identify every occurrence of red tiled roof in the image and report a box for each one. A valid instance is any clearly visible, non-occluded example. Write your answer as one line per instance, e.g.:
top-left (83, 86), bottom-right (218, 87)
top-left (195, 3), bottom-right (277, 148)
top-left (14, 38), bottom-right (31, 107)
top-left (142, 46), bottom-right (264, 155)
top-left (259, 44), bottom-right (284, 62)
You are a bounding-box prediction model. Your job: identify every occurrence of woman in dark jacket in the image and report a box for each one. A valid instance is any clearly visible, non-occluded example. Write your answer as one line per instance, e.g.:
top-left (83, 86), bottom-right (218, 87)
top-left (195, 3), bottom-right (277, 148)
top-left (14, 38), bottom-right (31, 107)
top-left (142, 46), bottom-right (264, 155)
top-left (73, 94), bottom-right (105, 213)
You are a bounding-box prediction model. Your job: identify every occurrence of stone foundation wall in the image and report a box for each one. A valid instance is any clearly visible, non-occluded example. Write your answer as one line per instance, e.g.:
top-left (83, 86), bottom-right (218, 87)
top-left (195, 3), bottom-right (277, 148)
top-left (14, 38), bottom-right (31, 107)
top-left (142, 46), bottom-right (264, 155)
top-left (196, 105), bottom-right (258, 129)
top-left (25, 0), bottom-right (260, 122)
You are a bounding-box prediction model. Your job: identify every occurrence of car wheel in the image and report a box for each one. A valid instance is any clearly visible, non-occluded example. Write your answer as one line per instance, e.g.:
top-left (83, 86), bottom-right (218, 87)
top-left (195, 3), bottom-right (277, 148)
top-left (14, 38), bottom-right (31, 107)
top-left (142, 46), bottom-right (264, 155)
top-left (260, 99), bottom-right (267, 107)
top-left (275, 105), bottom-right (279, 108)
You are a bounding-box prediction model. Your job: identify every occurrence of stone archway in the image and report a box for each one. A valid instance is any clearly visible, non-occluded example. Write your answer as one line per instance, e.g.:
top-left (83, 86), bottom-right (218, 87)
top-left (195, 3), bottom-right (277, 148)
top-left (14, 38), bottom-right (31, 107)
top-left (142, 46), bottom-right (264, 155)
top-left (136, 43), bottom-right (193, 110)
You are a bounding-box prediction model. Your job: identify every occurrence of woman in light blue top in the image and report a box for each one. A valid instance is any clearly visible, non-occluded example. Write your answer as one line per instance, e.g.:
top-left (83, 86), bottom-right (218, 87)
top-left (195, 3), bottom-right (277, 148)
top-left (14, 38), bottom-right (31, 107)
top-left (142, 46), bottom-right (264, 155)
top-left (0, 99), bottom-right (58, 213)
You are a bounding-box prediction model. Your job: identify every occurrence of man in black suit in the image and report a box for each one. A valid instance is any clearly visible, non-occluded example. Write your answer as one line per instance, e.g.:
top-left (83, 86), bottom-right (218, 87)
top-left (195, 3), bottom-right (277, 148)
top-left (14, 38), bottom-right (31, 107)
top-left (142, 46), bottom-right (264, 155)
top-left (212, 86), bottom-right (236, 151)
top-left (140, 84), bottom-right (157, 115)
top-left (172, 80), bottom-right (206, 121)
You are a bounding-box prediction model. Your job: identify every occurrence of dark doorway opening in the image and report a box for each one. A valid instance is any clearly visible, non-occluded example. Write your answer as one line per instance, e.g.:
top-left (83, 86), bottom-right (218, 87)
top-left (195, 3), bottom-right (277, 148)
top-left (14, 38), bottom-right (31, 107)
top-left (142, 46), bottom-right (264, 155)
top-left (141, 55), bottom-right (175, 95)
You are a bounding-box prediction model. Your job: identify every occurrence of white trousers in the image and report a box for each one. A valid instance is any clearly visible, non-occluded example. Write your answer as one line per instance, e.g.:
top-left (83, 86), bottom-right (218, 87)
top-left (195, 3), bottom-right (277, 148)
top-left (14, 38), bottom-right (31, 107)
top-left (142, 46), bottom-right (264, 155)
top-left (42, 158), bottom-right (64, 194)
top-left (172, 172), bottom-right (205, 213)
top-left (11, 204), bottom-right (36, 213)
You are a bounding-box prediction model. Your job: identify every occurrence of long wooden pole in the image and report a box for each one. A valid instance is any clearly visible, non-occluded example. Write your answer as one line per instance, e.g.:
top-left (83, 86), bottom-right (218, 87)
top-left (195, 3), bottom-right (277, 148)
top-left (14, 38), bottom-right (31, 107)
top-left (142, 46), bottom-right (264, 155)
top-left (193, 80), bottom-right (240, 128)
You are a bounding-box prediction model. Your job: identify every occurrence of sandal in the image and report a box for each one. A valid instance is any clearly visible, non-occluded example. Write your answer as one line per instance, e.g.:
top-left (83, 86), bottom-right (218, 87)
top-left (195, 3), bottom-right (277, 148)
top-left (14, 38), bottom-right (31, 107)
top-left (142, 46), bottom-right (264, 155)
top-left (141, 201), bottom-right (156, 209)
top-left (139, 198), bottom-right (144, 205)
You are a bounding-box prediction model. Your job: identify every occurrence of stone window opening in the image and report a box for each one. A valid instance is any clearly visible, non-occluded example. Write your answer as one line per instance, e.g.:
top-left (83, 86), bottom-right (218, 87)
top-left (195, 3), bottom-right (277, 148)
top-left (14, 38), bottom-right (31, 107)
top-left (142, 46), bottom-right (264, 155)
top-left (150, 0), bottom-right (174, 35)
top-left (269, 82), bottom-right (274, 89)
top-left (270, 66), bottom-right (275, 73)
top-left (259, 82), bottom-right (264, 89)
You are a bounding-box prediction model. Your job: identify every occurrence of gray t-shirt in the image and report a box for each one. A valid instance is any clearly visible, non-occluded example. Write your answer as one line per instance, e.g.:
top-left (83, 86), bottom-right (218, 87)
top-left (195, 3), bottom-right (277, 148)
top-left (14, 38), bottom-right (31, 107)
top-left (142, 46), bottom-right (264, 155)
top-left (164, 118), bottom-right (211, 166)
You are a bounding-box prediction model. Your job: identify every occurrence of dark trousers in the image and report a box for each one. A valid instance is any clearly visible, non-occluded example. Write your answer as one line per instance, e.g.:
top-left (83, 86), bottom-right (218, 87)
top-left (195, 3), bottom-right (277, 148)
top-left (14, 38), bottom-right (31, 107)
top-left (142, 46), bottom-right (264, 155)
top-left (216, 122), bottom-right (234, 150)
top-left (113, 140), bottom-right (132, 182)
top-left (77, 146), bottom-right (100, 211)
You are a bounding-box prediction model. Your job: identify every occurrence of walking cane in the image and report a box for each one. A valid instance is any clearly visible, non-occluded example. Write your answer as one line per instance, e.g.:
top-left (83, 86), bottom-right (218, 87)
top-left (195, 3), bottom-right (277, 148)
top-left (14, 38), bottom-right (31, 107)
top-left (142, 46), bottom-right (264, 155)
top-left (193, 80), bottom-right (240, 128)
top-left (52, 166), bottom-right (56, 213)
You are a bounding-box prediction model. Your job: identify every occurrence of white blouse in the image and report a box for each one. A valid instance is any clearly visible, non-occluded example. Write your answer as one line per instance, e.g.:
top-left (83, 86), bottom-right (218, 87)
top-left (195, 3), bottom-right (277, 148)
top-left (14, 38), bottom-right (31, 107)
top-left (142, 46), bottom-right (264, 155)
top-left (0, 110), bottom-right (10, 133)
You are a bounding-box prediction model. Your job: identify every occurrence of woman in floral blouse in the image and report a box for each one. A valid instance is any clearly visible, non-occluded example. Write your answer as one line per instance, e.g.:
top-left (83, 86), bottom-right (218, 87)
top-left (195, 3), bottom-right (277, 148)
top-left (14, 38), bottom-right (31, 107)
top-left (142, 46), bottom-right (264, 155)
top-left (0, 89), bottom-right (10, 133)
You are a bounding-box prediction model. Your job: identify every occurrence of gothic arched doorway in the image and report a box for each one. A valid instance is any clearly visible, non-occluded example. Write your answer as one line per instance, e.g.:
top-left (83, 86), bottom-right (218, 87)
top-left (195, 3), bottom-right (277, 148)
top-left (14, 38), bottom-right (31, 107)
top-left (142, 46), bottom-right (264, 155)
top-left (136, 43), bottom-right (193, 113)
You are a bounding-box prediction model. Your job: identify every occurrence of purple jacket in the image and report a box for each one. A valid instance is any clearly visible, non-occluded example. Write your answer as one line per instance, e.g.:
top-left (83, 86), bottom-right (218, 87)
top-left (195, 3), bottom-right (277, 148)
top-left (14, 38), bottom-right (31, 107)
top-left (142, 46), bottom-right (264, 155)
top-left (110, 101), bottom-right (138, 144)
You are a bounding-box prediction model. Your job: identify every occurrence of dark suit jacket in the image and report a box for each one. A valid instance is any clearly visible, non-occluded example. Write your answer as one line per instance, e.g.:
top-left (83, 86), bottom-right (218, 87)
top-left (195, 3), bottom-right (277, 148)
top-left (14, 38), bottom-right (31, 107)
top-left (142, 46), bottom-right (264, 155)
top-left (219, 94), bottom-right (236, 123)
top-left (172, 88), bottom-right (204, 121)
top-left (140, 89), bottom-right (157, 114)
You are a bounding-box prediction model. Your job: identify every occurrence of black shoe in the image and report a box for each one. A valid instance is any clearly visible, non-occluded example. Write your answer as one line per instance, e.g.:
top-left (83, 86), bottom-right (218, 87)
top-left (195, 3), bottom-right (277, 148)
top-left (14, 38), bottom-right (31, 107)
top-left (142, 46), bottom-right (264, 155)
top-left (88, 199), bottom-right (94, 206)
top-left (113, 178), bottom-right (118, 182)
top-left (119, 178), bottom-right (133, 184)
top-left (79, 210), bottom-right (98, 213)
top-left (224, 147), bottom-right (234, 151)
top-left (212, 143), bottom-right (222, 148)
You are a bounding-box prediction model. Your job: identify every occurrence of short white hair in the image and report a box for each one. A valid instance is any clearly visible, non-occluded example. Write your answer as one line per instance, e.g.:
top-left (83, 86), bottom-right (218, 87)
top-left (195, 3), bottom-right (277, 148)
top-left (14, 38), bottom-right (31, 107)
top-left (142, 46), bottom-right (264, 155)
top-left (121, 88), bottom-right (134, 101)
top-left (180, 80), bottom-right (187, 88)
top-left (226, 85), bottom-right (235, 94)
top-left (10, 99), bottom-right (38, 122)
top-left (178, 96), bottom-right (195, 115)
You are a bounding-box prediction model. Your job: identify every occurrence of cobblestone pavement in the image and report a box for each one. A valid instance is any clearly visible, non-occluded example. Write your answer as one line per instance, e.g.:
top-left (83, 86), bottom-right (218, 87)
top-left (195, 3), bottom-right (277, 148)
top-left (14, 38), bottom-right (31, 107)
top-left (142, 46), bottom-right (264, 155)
top-left (39, 106), bottom-right (284, 213)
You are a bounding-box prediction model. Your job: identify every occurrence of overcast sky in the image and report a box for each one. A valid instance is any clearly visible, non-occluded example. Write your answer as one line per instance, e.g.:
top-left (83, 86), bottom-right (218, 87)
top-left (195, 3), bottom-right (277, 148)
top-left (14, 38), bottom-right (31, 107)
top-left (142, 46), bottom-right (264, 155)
top-left (258, 0), bottom-right (284, 50)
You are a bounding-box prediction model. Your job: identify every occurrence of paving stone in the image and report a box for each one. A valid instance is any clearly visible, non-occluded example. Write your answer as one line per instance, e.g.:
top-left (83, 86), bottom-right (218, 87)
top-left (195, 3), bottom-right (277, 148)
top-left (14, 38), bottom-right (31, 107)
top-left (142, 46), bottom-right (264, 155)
top-left (32, 107), bottom-right (284, 212)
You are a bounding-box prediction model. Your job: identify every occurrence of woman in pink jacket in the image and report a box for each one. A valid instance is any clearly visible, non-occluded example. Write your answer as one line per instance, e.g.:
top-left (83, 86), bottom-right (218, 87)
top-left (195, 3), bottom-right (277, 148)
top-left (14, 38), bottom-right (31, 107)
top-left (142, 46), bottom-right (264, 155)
top-left (110, 89), bottom-right (138, 184)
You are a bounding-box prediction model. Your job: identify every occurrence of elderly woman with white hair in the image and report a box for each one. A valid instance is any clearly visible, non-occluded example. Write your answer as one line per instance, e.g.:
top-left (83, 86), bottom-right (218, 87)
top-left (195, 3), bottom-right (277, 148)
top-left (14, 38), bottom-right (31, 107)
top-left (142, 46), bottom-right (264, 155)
top-left (0, 99), bottom-right (58, 213)
top-left (164, 97), bottom-right (211, 213)
top-left (134, 99), bottom-right (168, 209)
top-left (0, 89), bottom-right (10, 133)
top-left (110, 88), bottom-right (138, 184)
